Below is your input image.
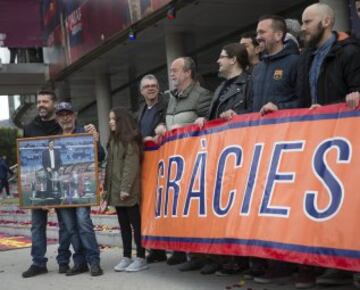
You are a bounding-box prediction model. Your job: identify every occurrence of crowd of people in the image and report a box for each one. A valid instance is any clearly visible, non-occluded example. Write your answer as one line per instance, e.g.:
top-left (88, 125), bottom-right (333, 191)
top-left (18, 3), bottom-right (360, 289)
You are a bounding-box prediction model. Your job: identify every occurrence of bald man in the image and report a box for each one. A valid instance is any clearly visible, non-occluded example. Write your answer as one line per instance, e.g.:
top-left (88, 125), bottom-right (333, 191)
top-left (295, 4), bottom-right (360, 288)
top-left (296, 3), bottom-right (360, 109)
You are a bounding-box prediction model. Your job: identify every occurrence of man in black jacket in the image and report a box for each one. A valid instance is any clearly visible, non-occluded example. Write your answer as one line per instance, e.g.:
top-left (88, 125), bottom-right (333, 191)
top-left (295, 3), bottom-right (360, 288)
top-left (22, 90), bottom-right (81, 278)
top-left (196, 42), bottom-right (251, 126)
top-left (297, 3), bottom-right (360, 109)
top-left (194, 42), bottom-right (251, 276)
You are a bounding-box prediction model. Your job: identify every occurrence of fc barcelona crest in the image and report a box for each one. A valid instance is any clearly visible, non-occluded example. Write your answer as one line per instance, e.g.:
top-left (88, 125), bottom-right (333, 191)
top-left (273, 69), bottom-right (283, 80)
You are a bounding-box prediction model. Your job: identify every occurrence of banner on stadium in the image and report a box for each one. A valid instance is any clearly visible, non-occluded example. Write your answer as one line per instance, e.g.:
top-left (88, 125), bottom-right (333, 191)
top-left (0, 0), bottom-right (42, 47)
top-left (43, 0), bottom-right (172, 78)
top-left (141, 104), bottom-right (360, 271)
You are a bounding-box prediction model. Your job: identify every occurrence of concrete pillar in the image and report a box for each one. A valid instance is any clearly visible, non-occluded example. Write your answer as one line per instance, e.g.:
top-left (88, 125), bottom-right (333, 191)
top-left (8, 95), bottom-right (15, 116)
top-left (320, 0), bottom-right (350, 31)
top-left (95, 74), bottom-right (112, 146)
top-left (165, 32), bottom-right (186, 90)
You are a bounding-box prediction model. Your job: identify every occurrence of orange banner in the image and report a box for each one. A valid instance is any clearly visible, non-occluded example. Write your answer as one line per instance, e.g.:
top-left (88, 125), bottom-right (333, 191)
top-left (141, 104), bottom-right (360, 271)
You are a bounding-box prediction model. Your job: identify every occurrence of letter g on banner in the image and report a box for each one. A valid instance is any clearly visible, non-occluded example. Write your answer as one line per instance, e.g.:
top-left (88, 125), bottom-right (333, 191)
top-left (304, 137), bottom-right (352, 221)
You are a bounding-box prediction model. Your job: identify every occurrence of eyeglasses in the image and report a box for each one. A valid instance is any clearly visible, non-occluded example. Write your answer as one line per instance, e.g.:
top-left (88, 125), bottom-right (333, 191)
top-left (142, 84), bottom-right (158, 89)
top-left (218, 55), bottom-right (231, 59)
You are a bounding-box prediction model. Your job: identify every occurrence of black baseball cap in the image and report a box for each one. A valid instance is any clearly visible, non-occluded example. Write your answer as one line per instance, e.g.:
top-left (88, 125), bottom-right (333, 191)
top-left (56, 102), bottom-right (74, 114)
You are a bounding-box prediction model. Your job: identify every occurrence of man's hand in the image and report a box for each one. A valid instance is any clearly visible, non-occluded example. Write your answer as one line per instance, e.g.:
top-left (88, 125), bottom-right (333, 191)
top-left (154, 124), bottom-right (167, 136)
top-left (260, 102), bottom-right (278, 115)
top-left (194, 117), bottom-right (206, 128)
top-left (120, 191), bottom-right (130, 201)
top-left (220, 109), bottom-right (237, 120)
top-left (346, 92), bottom-right (360, 109)
top-left (143, 136), bottom-right (155, 142)
top-left (84, 124), bottom-right (100, 142)
top-left (170, 124), bottom-right (183, 130)
top-left (309, 104), bottom-right (322, 110)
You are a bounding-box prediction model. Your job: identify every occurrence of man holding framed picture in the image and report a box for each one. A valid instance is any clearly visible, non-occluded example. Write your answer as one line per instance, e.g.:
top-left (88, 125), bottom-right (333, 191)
top-left (54, 101), bottom-right (104, 277)
top-left (22, 90), bottom-right (81, 278)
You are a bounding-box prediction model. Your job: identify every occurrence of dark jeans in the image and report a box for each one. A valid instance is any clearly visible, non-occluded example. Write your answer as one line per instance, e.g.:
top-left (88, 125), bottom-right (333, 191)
top-left (0, 178), bottom-right (10, 196)
top-left (57, 207), bottom-right (100, 265)
top-left (30, 208), bottom-right (81, 267)
top-left (115, 204), bottom-right (145, 258)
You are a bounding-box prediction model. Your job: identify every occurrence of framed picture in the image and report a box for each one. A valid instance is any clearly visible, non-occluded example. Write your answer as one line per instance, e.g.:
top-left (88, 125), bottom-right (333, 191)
top-left (17, 133), bottom-right (99, 209)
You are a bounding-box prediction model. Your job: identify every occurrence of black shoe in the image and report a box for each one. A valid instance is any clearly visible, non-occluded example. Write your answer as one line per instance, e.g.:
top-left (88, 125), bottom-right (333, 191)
top-left (22, 265), bottom-right (48, 278)
top-left (58, 264), bottom-right (70, 274)
top-left (200, 262), bottom-right (221, 275)
top-left (90, 264), bottom-right (103, 276)
top-left (167, 252), bottom-right (187, 266)
top-left (178, 258), bottom-right (204, 272)
top-left (146, 250), bottom-right (167, 263)
top-left (66, 264), bottom-right (89, 276)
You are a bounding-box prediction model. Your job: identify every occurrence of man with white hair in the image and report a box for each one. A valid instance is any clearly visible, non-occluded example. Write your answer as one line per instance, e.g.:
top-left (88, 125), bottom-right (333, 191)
top-left (295, 3), bottom-right (360, 288)
top-left (136, 74), bottom-right (168, 263)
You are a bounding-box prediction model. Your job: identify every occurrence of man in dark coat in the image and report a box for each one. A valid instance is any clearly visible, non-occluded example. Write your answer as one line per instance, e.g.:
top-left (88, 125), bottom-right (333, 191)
top-left (297, 3), bottom-right (360, 109)
top-left (195, 42), bottom-right (251, 127)
top-left (295, 3), bottom-right (360, 288)
top-left (0, 156), bottom-right (13, 198)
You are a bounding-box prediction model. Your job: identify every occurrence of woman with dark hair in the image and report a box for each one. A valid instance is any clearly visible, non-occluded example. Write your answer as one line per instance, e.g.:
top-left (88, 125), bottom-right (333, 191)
top-left (101, 106), bottom-right (148, 272)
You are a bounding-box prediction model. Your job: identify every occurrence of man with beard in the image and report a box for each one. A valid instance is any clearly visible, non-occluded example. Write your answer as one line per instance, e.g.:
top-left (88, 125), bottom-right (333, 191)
top-left (22, 90), bottom-right (83, 278)
top-left (251, 15), bottom-right (300, 115)
top-left (295, 3), bottom-right (360, 288)
top-left (297, 3), bottom-right (360, 109)
top-left (250, 15), bottom-right (300, 285)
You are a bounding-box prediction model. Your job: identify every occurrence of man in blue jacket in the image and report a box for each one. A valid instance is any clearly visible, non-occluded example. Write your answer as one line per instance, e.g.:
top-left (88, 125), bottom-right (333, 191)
top-left (251, 15), bottom-right (300, 114)
top-left (250, 15), bottom-right (300, 285)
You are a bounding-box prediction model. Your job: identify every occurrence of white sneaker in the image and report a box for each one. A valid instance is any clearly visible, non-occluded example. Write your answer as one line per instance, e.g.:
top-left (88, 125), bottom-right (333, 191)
top-left (125, 257), bottom-right (149, 272)
top-left (114, 257), bottom-right (132, 272)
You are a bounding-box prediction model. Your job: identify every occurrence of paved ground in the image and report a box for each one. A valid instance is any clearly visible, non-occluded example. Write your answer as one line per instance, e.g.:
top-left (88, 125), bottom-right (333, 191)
top-left (0, 244), bottom-right (357, 290)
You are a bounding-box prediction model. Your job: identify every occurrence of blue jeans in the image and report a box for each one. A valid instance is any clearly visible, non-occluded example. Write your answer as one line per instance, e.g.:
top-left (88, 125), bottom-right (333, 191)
top-left (57, 207), bottom-right (100, 265)
top-left (31, 209), bottom-right (73, 267)
top-left (31, 209), bottom-right (85, 267)
top-left (55, 209), bottom-right (86, 266)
